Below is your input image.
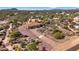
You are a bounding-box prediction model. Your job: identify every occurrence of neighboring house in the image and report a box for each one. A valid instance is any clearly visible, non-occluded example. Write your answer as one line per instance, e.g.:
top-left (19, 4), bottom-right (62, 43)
top-left (74, 24), bottom-right (79, 29)
top-left (18, 19), bottom-right (42, 38)
top-left (73, 16), bottom-right (79, 29)
top-left (73, 16), bottom-right (79, 24)
top-left (24, 19), bottom-right (42, 29)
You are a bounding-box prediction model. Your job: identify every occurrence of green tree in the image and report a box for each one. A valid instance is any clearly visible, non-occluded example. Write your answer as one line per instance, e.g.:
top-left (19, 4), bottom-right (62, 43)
top-left (53, 30), bottom-right (65, 39)
top-left (26, 42), bottom-right (38, 51)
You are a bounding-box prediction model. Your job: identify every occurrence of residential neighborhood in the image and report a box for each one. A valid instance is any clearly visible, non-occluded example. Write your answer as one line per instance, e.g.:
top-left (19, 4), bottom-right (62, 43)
top-left (0, 8), bottom-right (79, 51)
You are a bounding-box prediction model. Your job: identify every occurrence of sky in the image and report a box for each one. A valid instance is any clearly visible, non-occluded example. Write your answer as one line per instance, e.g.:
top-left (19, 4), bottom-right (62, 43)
top-left (0, 0), bottom-right (79, 7)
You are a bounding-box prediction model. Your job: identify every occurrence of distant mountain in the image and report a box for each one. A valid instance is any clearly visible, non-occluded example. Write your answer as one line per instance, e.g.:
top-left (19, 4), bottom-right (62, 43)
top-left (10, 8), bottom-right (18, 10)
top-left (0, 7), bottom-right (79, 10)
top-left (1, 8), bottom-right (18, 11)
top-left (0, 7), bottom-right (53, 10)
top-left (17, 7), bottom-right (53, 10)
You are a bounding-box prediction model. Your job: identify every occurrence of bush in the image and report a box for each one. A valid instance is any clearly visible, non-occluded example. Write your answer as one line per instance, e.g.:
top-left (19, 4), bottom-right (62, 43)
top-left (53, 29), bottom-right (61, 33)
top-left (11, 19), bottom-right (17, 25)
top-left (63, 25), bottom-right (68, 29)
top-left (13, 45), bottom-right (22, 51)
top-left (0, 26), bottom-right (4, 31)
top-left (9, 31), bottom-right (21, 38)
top-left (53, 31), bottom-right (65, 39)
top-left (26, 42), bottom-right (38, 51)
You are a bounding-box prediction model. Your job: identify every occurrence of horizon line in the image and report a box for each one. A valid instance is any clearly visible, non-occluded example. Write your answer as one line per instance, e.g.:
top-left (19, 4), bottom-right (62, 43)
top-left (0, 7), bottom-right (79, 10)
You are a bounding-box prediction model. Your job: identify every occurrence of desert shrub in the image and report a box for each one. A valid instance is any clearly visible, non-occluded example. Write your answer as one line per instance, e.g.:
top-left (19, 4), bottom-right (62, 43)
top-left (63, 25), bottom-right (68, 29)
top-left (53, 30), bottom-right (65, 39)
top-left (26, 42), bottom-right (38, 51)
top-left (9, 31), bottom-right (21, 38)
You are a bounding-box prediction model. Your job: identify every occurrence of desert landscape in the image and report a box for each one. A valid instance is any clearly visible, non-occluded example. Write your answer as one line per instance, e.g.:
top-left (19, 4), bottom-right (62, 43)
top-left (0, 7), bottom-right (79, 51)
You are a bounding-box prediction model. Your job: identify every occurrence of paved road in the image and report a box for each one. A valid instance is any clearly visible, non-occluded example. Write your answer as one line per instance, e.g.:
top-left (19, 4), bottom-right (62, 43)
top-left (67, 44), bottom-right (79, 51)
top-left (53, 36), bottom-right (79, 51)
